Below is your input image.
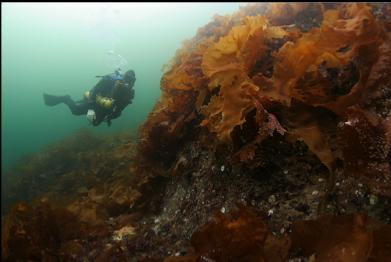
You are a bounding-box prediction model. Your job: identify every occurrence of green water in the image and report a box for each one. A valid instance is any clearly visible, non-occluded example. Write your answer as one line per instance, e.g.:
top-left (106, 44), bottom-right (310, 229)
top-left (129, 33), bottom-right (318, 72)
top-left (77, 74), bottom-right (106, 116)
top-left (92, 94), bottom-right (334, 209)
top-left (1, 3), bottom-right (245, 171)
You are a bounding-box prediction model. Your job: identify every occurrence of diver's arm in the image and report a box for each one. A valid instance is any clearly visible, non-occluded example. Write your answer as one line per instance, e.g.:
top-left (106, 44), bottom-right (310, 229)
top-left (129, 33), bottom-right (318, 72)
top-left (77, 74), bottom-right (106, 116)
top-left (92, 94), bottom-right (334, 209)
top-left (107, 103), bottom-right (126, 120)
top-left (105, 80), bottom-right (135, 123)
top-left (129, 88), bottom-right (135, 102)
top-left (103, 104), bottom-right (123, 127)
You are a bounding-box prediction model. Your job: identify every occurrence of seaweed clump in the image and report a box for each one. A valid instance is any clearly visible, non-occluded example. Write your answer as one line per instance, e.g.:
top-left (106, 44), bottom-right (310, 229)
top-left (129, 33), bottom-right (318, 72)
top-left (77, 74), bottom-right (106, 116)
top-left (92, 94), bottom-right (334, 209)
top-left (137, 3), bottom-right (391, 196)
top-left (2, 128), bottom-right (137, 215)
top-left (164, 206), bottom-right (391, 262)
top-left (1, 129), bottom-right (147, 260)
top-left (1, 201), bottom-right (89, 261)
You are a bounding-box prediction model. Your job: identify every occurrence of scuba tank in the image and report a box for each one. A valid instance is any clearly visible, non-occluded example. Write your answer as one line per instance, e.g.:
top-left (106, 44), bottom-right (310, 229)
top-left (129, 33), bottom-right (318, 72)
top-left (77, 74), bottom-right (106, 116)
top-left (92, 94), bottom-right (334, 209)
top-left (84, 91), bottom-right (92, 100)
top-left (84, 91), bottom-right (114, 109)
top-left (89, 69), bottom-right (121, 109)
top-left (96, 95), bottom-right (114, 109)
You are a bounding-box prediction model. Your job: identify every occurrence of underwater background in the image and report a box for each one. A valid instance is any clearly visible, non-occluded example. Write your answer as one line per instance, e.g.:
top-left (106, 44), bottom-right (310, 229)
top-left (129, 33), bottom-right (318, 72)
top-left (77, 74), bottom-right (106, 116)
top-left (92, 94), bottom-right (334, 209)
top-left (2, 2), bottom-right (244, 171)
top-left (2, 3), bottom-right (391, 261)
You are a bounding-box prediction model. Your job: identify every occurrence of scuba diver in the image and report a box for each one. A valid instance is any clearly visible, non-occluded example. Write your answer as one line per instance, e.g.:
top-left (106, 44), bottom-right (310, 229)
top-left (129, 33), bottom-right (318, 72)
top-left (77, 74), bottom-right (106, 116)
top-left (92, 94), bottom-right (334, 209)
top-left (43, 69), bottom-right (136, 126)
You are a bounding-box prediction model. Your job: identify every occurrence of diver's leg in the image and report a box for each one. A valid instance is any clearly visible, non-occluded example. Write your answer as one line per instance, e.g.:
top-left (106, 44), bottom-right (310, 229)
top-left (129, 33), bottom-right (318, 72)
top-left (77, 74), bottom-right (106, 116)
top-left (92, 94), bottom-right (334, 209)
top-left (43, 93), bottom-right (90, 115)
top-left (62, 97), bottom-right (91, 116)
top-left (43, 93), bottom-right (71, 106)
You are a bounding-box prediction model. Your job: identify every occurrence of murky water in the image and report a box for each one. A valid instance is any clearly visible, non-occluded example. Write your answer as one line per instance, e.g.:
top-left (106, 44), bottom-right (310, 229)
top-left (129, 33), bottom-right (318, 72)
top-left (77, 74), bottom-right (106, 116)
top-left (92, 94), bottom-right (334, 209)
top-left (1, 3), bottom-right (244, 170)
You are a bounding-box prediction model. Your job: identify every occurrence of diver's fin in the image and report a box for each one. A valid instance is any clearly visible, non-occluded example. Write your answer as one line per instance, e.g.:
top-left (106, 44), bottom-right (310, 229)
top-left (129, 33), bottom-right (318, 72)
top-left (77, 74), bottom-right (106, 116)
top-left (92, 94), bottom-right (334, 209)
top-left (43, 93), bottom-right (68, 106)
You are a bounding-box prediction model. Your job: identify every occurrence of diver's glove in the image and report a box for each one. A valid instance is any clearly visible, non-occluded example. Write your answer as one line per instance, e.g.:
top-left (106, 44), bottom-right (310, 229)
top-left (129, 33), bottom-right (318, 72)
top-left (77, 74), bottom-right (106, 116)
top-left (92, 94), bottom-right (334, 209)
top-left (87, 109), bottom-right (96, 123)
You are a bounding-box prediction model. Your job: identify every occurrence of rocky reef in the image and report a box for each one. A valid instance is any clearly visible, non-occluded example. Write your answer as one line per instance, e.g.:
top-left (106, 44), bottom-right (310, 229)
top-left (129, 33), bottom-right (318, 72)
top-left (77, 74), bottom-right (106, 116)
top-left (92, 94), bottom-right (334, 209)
top-left (2, 3), bottom-right (391, 261)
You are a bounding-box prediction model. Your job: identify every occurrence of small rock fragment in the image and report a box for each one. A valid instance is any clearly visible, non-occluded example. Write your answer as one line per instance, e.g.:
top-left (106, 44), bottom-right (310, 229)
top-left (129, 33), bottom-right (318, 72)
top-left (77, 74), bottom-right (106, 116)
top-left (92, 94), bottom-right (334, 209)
top-left (369, 194), bottom-right (378, 205)
top-left (268, 195), bottom-right (276, 204)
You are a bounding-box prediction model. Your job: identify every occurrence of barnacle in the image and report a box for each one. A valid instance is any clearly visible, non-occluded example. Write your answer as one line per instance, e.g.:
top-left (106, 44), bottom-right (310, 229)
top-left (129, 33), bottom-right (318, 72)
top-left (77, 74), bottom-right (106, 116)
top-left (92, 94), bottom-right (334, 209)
top-left (338, 107), bottom-right (391, 195)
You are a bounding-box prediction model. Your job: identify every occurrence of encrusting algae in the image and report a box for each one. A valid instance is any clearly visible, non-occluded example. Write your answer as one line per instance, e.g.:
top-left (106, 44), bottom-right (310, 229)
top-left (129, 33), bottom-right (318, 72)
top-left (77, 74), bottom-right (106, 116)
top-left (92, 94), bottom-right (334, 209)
top-left (2, 3), bottom-right (391, 261)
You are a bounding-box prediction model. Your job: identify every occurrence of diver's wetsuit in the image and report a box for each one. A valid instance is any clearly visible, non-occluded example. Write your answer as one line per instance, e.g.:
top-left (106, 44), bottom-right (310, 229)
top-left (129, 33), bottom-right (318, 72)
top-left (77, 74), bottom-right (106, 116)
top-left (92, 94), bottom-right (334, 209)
top-left (58, 95), bottom-right (109, 126)
top-left (44, 71), bottom-right (135, 126)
